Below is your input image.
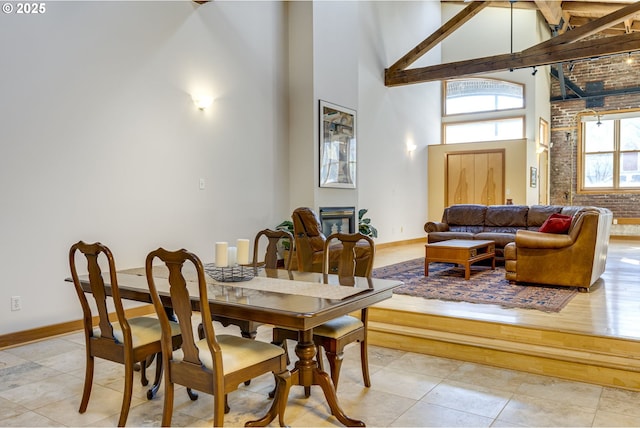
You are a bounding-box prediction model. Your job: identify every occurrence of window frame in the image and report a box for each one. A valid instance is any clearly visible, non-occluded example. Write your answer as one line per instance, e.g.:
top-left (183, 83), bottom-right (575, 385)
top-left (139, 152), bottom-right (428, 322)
top-left (441, 78), bottom-right (526, 145)
top-left (577, 109), bottom-right (640, 194)
top-left (443, 78), bottom-right (525, 117)
top-left (442, 115), bottom-right (526, 145)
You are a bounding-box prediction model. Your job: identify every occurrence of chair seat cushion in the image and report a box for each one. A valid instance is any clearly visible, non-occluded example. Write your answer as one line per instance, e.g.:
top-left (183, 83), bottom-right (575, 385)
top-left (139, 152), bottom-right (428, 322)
top-left (313, 315), bottom-right (363, 338)
top-left (96, 316), bottom-right (180, 348)
top-left (186, 334), bottom-right (285, 374)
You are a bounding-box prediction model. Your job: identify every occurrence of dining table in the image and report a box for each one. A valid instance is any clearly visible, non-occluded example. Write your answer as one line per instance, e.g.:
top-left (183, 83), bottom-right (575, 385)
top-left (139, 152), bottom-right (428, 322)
top-left (67, 263), bottom-right (402, 427)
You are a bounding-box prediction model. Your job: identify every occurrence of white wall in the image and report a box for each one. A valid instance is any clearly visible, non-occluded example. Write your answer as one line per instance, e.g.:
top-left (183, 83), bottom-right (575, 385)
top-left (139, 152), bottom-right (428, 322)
top-left (1, 1), bottom-right (443, 336)
top-left (1, 1), bottom-right (290, 335)
top-left (287, 2), bottom-right (315, 212)
top-left (357, 1), bottom-right (441, 242)
top-left (288, 1), bottom-right (440, 241)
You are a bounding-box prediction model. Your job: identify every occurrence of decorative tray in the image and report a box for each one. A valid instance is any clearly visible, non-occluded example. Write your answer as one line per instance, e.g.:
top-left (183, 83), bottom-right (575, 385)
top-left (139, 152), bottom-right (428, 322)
top-left (204, 264), bottom-right (255, 282)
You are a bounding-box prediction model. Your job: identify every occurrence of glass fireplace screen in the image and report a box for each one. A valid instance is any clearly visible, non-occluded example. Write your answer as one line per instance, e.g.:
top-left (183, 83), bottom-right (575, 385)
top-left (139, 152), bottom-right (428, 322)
top-left (319, 206), bottom-right (355, 237)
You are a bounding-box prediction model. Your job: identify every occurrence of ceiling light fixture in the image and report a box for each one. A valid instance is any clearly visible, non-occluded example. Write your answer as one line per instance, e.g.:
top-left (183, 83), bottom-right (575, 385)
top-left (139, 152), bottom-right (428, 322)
top-left (531, 67), bottom-right (538, 76)
top-left (509, 0), bottom-right (517, 54)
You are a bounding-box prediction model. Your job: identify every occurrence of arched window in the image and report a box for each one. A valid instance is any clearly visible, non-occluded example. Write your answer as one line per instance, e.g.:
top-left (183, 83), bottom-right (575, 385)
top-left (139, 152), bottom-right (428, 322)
top-left (445, 78), bottom-right (524, 115)
top-left (443, 78), bottom-right (525, 144)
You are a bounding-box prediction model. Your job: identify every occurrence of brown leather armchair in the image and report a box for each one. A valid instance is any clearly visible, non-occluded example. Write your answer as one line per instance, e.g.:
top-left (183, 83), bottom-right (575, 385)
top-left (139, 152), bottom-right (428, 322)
top-left (504, 207), bottom-right (612, 290)
top-left (291, 207), bottom-right (372, 276)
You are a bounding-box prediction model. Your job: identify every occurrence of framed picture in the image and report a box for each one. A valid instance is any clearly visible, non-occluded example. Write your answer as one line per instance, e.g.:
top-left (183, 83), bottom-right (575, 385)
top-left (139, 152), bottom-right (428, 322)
top-left (530, 166), bottom-right (538, 188)
top-left (319, 100), bottom-right (356, 188)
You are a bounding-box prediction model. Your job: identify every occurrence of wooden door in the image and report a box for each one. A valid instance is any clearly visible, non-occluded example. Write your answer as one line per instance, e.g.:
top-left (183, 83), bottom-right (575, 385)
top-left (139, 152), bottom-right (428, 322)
top-left (446, 150), bottom-right (504, 206)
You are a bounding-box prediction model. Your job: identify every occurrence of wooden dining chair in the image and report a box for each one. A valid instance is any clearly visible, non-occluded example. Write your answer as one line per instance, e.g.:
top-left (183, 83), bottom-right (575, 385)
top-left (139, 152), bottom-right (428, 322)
top-left (252, 228), bottom-right (295, 277)
top-left (145, 247), bottom-right (291, 427)
top-left (316, 232), bottom-right (375, 391)
top-left (208, 228), bottom-right (295, 341)
top-left (68, 241), bottom-right (182, 427)
top-left (272, 232), bottom-right (375, 393)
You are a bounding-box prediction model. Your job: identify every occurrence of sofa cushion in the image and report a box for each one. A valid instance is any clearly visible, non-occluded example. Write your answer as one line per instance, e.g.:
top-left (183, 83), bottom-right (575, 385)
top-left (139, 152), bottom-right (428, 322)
top-left (527, 205), bottom-right (563, 229)
top-left (539, 213), bottom-right (572, 234)
top-left (444, 204), bottom-right (487, 226)
top-left (474, 232), bottom-right (516, 249)
top-left (485, 205), bottom-right (528, 227)
top-left (427, 231), bottom-right (475, 243)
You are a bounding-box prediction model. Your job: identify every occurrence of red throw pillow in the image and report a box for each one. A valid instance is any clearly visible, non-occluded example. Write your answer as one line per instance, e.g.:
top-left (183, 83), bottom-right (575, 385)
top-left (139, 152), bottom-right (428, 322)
top-left (539, 213), bottom-right (572, 234)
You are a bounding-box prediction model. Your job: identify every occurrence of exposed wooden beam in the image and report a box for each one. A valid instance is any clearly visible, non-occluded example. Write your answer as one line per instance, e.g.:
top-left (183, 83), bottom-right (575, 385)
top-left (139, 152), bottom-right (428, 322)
top-left (562, 1), bottom-right (639, 18)
top-left (534, 0), bottom-right (563, 26)
top-left (385, 32), bottom-right (640, 86)
top-left (524, 1), bottom-right (640, 54)
top-left (557, 10), bottom-right (572, 34)
top-left (387, 1), bottom-right (489, 73)
top-left (385, 1), bottom-right (640, 86)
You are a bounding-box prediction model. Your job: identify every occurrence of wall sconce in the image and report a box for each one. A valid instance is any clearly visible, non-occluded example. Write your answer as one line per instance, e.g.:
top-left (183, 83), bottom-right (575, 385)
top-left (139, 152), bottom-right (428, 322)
top-left (192, 94), bottom-right (213, 110)
top-left (406, 141), bottom-right (417, 153)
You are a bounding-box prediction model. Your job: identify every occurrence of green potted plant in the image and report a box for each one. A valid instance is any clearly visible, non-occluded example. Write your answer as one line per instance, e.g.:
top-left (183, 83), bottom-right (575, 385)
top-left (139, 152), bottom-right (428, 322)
top-left (275, 220), bottom-right (295, 267)
top-left (358, 208), bottom-right (378, 238)
top-left (275, 220), bottom-right (294, 250)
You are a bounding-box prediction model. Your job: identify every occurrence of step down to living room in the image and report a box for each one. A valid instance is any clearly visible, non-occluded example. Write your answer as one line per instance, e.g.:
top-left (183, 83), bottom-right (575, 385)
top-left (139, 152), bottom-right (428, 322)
top-left (367, 306), bottom-right (640, 391)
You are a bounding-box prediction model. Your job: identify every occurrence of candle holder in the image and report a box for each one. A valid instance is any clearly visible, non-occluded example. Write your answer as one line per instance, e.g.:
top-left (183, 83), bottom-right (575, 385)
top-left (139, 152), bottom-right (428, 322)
top-left (204, 263), bottom-right (255, 282)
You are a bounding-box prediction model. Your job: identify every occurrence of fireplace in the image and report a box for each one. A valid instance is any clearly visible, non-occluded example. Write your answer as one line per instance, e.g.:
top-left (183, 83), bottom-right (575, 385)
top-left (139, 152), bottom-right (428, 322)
top-left (319, 206), bottom-right (356, 237)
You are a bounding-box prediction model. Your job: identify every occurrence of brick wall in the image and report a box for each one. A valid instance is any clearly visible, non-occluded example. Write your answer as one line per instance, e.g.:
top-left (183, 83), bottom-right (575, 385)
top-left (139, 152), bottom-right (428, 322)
top-left (550, 40), bottom-right (640, 222)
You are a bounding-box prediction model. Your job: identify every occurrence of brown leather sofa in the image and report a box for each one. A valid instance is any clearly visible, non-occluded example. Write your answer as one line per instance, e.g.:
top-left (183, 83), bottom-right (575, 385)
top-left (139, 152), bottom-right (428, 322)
top-left (291, 207), bottom-right (372, 276)
top-left (425, 204), bottom-right (569, 263)
top-left (504, 206), bottom-right (612, 290)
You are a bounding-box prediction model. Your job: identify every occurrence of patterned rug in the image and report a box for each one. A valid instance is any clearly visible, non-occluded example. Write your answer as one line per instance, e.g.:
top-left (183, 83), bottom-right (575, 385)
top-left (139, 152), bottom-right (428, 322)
top-left (372, 258), bottom-right (578, 312)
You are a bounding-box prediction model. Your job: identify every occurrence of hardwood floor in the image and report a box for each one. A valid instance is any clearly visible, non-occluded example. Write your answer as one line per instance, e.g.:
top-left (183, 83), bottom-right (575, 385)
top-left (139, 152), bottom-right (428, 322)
top-left (369, 238), bottom-right (640, 391)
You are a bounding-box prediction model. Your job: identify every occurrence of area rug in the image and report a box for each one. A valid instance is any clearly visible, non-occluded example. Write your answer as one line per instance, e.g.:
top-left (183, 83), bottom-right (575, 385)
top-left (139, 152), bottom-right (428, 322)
top-left (372, 258), bottom-right (578, 312)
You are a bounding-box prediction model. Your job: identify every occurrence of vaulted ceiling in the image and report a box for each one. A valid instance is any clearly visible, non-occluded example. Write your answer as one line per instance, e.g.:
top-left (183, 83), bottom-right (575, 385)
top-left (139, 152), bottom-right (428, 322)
top-left (531, 0), bottom-right (640, 35)
top-left (385, 1), bottom-right (640, 87)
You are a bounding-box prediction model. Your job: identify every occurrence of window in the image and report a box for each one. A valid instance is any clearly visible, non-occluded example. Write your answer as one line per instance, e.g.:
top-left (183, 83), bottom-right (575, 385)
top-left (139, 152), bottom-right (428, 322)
top-left (579, 112), bottom-right (640, 192)
top-left (445, 78), bottom-right (524, 115)
top-left (443, 78), bottom-right (525, 144)
top-left (444, 117), bottom-right (524, 144)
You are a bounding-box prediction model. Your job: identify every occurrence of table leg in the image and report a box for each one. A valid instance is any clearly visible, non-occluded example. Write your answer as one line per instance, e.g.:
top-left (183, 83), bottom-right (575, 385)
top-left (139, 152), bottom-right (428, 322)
top-left (424, 246), bottom-right (429, 276)
top-left (245, 370), bottom-right (291, 427)
top-left (289, 330), bottom-right (365, 427)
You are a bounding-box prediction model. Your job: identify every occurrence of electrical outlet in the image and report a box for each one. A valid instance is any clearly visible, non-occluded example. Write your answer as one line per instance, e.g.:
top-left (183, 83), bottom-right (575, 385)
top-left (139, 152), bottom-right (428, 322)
top-left (11, 296), bottom-right (21, 311)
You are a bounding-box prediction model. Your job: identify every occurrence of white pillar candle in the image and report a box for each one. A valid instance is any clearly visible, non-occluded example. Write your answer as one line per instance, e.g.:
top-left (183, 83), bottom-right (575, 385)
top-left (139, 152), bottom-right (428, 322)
top-left (227, 246), bottom-right (237, 266)
top-left (237, 239), bottom-right (250, 265)
top-left (215, 242), bottom-right (228, 267)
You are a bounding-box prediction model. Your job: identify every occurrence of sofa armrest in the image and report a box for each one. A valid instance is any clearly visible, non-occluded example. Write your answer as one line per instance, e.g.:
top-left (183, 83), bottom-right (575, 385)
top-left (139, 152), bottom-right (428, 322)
top-left (424, 222), bottom-right (449, 233)
top-left (515, 230), bottom-right (573, 249)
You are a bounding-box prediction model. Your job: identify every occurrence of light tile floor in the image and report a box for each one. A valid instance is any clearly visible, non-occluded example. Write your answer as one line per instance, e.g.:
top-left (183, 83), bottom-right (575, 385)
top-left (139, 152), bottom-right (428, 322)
top-left (2, 321), bottom-right (640, 427)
